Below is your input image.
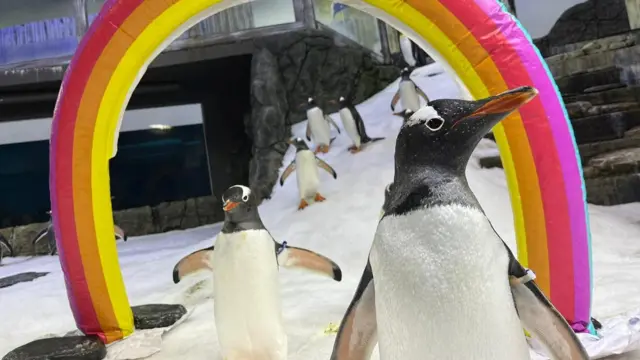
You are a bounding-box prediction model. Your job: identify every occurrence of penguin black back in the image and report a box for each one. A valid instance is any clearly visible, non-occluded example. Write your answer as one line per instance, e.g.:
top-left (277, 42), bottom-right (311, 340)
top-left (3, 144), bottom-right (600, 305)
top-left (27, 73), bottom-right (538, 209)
top-left (385, 87), bottom-right (538, 217)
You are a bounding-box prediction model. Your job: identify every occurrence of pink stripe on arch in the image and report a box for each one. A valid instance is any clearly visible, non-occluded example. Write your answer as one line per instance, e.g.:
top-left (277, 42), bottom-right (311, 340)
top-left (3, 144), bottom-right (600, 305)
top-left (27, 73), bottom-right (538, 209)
top-left (475, 0), bottom-right (591, 323)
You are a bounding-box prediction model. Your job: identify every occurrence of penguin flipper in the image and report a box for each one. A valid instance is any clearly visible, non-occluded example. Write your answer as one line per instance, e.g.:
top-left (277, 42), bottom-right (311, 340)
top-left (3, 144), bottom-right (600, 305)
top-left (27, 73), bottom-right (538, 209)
top-left (331, 260), bottom-right (377, 360)
top-left (413, 81), bottom-right (430, 103)
top-left (172, 246), bottom-right (214, 284)
top-left (32, 225), bottom-right (51, 246)
top-left (306, 122), bottom-right (312, 141)
top-left (325, 115), bottom-right (341, 134)
top-left (390, 90), bottom-right (401, 111)
top-left (505, 247), bottom-right (589, 360)
top-left (276, 243), bottom-right (342, 281)
top-left (0, 234), bottom-right (13, 257)
top-left (114, 225), bottom-right (126, 242)
top-left (315, 157), bottom-right (337, 179)
top-left (280, 160), bottom-right (297, 186)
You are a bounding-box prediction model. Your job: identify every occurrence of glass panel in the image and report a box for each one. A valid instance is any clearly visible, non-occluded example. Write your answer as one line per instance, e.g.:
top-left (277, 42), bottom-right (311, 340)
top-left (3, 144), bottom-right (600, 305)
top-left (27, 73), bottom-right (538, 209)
top-left (87, 0), bottom-right (295, 41)
top-left (313, 1), bottom-right (382, 54)
top-left (385, 23), bottom-right (401, 54)
top-left (0, 0), bottom-right (78, 66)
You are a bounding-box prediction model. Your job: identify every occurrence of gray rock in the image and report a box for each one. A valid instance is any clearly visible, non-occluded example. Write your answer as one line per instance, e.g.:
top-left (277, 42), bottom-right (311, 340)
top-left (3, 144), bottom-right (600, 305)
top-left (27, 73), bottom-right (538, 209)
top-left (478, 155), bottom-right (503, 169)
top-left (565, 101), bottom-right (593, 118)
top-left (555, 66), bottom-right (621, 95)
top-left (579, 137), bottom-right (640, 163)
top-left (586, 147), bottom-right (640, 177)
top-left (132, 304), bottom-right (187, 330)
top-left (2, 336), bottom-right (105, 360)
top-left (12, 222), bottom-right (50, 256)
top-left (564, 85), bottom-right (640, 105)
top-left (585, 102), bottom-right (639, 116)
top-left (153, 201), bottom-right (187, 232)
top-left (571, 110), bottom-right (640, 144)
top-left (194, 196), bottom-right (223, 226)
top-left (583, 83), bottom-right (626, 93)
top-left (113, 206), bottom-right (154, 237)
top-left (625, 126), bottom-right (640, 138)
top-left (0, 272), bottom-right (49, 289)
top-left (586, 173), bottom-right (640, 205)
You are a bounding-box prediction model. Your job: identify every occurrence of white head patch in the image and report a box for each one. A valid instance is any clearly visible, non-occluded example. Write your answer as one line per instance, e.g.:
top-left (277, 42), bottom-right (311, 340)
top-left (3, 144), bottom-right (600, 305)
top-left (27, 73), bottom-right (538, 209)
top-left (339, 96), bottom-right (345, 101)
top-left (406, 105), bottom-right (443, 128)
top-left (231, 185), bottom-right (251, 199)
top-left (308, 97), bottom-right (314, 103)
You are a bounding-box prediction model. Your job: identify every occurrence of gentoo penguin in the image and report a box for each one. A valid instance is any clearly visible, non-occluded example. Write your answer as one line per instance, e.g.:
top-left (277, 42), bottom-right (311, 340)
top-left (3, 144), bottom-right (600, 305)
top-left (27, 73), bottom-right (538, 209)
top-left (331, 87), bottom-right (589, 360)
top-left (335, 96), bottom-right (384, 153)
top-left (0, 232), bottom-right (13, 265)
top-left (390, 67), bottom-right (429, 112)
top-left (33, 210), bottom-right (127, 255)
top-left (280, 137), bottom-right (337, 210)
top-left (172, 185), bottom-right (342, 360)
top-left (304, 97), bottom-right (341, 154)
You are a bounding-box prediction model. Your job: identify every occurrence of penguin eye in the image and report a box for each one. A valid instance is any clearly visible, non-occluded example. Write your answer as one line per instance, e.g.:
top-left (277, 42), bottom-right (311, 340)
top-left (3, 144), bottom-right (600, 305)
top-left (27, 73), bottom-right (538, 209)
top-left (425, 118), bottom-right (445, 132)
top-left (242, 195), bottom-right (249, 202)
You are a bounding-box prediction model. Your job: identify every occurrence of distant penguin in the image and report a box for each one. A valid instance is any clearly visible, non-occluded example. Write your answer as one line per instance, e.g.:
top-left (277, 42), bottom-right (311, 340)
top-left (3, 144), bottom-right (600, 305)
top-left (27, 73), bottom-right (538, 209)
top-left (280, 137), bottom-right (338, 210)
top-left (305, 97), bottom-right (341, 154)
top-left (172, 185), bottom-right (342, 360)
top-left (335, 96), bottom-right (384, 153)
top-left (0, 231), bottom-right (13, 265)
top-left (390, 67), bottom-right (429, 112)
top-left (331, 87), bottom-right (589, 360)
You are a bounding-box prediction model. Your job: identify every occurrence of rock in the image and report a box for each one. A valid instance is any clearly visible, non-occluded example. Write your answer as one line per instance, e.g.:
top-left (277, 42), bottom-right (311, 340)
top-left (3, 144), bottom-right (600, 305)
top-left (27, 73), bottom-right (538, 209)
top-left (2, 336), bottom-right (106, 360)
top-left (571, 110), bottom-right (640, 144)
top-left (180, 198), bottom-right (201, 230)
top-left (586, 147), bottom-right (640, 177)
top-left (554, 66), bottom-right (621, 95)
top-left (624, 126), bottom-right (640, 138)
top-left (565, 101), bottom-right (593, 118)
top-left (194, 196), bottom-right (223, 226)
top-left (585, 102), bottom-right (639, 116)
top-left (586, 173), bottom-right (640, 205)
top-left (478, 155), bottom-right (503, 169)
top-left (564, 85), bottom-right (640, 105)
top-left (579, 137), bottom-right (640, 163)
top-left (152, 201), bottom-right (187, 232)
top-left (112, 206), bottom-right (154, 237)
top-left (132, 304), bottom-right (187, 330)
top-left (0, 272), bottom-right (49, 289)
top-left (583, 83), bottom-right (626, 93)
top-left (11, 222), bottom-right (49, 256)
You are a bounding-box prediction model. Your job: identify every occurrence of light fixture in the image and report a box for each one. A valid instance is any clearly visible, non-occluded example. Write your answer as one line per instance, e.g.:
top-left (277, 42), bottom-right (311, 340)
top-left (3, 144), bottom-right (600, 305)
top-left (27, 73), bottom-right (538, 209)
top-left (149, 124), bottom-right (172, 130)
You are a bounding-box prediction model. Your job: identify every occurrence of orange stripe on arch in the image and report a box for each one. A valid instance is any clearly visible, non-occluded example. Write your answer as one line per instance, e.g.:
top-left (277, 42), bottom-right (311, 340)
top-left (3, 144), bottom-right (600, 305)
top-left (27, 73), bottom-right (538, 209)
top-left (73, 1), bottom-right (175, 339)
top-left (404, 0), bottom-right (550, 290)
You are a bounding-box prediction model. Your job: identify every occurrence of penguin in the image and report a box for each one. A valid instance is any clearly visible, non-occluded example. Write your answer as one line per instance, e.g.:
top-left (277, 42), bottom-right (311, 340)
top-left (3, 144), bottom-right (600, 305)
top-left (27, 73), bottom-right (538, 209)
top-left (330, 87), bottom-right (589, 360)
top-left (304, 97), bottom-right (341, 154)
top-left (0, 232), bottom-right (13, 265)
top-left (390, 67), bottom-right (429, 113)
top-left (335, 96), bottom-right (384, 153)
top-left (171, 185), bottom-right (342, 360)
top-left (33, 210), bottom-right (127, 255)
top-left (280, 137), bottom-right (338, 210)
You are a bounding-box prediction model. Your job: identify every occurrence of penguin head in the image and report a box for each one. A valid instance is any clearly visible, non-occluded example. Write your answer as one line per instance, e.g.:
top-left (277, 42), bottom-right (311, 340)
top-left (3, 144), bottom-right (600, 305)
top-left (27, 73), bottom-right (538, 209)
top-left (307, 97), bottom-right (317, 109)
top-left (221, 185), bottom-right (255, 215)
top-left (395, 86), bottom-right (538, 173)
top-left (400, 67), bottom-right (412, 80)
top-left (338, 96), bottom-right (348, 108)
top-left (287, 137), bottom-right (310, 152)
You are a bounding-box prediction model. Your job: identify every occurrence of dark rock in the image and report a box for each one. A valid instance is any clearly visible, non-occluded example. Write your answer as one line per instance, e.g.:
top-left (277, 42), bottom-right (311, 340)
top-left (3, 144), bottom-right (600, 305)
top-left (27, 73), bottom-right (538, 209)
top-left (132, 304), bottom-right (187, 330)
top-left (555, 66), bottom-right (621, 95)
top-left (193, 196), bottom-right (223, 226)
top-left (112, 206), bottom-right (154, 237)
top-left (586, 173), bottom-right (640, 205)
top-left (585, 148), bottom-right (640, 177)
top-left (12, 222), bottom-right (50, 256)
top-left (583, 83), bottom-right (626, 93)
top-left (0, 272), bottom-right (49, 289)
top-left (585, 102), bottom-right (639, 116)
top-left (566, 101), bottom-right (593, 119)
top-left (152, 201), bottom-right (187, 232)
top-left (571, 110), bottom-right (640, 144)
top-left (579, 137), bottom-right (640, 163)
top-left (564, 85), bottom-right (640, 105)
top-left (2, 336), bottom-right (106, 360)
top-left (478, 155), bottom-right (503, 169)
top-left (542, 0), bottom-right (629, 49)
top-left (625, 126), bottom-right (640, 138)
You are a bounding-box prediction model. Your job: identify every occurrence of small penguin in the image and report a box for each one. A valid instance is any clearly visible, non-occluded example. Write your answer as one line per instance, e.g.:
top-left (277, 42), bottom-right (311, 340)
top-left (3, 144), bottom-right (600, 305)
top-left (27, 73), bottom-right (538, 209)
top-left (33, 210), bottom-right (127, 255)
top-left (0, 232), bottom-right (13, 265)
top-left (335, 96), bottom-right (384, 153)
top-left (390, 67), bottom-right (429, 112)
top-left (304, 97), bottom-right (341, 154)
top-left (280, 137), bottom-right (337, 210)
top-left (331, 87), bottom-right (589, 360)
top-left (172, 185), bottom-right (342, 360)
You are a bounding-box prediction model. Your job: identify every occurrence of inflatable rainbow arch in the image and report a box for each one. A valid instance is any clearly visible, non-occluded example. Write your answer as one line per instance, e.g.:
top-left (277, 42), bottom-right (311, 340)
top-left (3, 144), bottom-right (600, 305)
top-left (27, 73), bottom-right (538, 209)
top-left (49, 0), bottom-right (593, 342)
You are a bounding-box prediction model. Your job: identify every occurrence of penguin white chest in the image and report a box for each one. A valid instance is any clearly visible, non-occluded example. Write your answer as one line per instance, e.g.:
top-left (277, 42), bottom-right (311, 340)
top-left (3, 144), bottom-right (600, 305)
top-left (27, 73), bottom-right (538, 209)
top-left (295, 150), bottom-right (320, 201)
top-left (339, 108), bottom-right (361, 147)
top-left (307, 108), bottom-right (331, 145)
top-left (369, 205), bottom-right (531, 360)
top-left (399, 81), bottom-right (421, 111)
top-left (212, 230), bottom-right (287, 360)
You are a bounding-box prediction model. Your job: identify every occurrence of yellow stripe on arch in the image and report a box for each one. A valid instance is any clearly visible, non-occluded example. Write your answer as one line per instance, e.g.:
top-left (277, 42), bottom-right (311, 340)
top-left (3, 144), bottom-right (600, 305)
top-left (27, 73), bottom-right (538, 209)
top-left (358, 0), bottom-right (528, 257)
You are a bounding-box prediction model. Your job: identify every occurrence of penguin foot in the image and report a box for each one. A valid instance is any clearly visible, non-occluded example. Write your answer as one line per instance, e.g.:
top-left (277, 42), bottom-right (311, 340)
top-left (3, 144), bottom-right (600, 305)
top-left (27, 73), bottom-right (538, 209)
top-left (314, 145), bottom-right (330, 154)
top-left (314, 193), bottom-right (326, 202)
top-left (298, 199), bottom-right (309, 210)
top-left (348, 146), bottom-right (362, 154)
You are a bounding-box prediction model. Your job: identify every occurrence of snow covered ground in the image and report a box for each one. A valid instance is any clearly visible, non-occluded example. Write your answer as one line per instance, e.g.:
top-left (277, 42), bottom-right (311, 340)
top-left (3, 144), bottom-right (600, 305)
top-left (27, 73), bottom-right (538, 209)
top-left (2, 63), bottom-right (640, 359)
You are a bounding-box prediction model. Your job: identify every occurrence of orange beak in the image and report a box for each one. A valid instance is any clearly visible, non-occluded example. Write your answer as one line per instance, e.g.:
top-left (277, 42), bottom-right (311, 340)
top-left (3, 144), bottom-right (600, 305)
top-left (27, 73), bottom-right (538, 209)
top-left (223, 201), bottom-right (239, 212)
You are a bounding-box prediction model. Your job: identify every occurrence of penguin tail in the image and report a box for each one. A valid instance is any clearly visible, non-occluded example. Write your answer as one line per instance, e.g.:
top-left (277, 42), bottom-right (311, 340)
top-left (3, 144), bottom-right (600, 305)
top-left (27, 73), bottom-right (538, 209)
top-left (362, 136), bottom-right (385, 144)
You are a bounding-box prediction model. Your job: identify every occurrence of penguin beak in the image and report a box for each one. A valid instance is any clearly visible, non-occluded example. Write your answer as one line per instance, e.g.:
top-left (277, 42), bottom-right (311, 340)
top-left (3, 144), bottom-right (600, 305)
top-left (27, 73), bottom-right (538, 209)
top-left (223, 200), bottom-right (239, 212)
top-left (460, 86), bottom-right (538, 123)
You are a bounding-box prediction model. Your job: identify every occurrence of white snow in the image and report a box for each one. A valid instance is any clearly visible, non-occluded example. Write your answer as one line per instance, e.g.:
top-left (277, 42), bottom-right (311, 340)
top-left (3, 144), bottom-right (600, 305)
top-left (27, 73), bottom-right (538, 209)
top-left (2, 63), bottom-right (640, 359)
